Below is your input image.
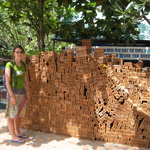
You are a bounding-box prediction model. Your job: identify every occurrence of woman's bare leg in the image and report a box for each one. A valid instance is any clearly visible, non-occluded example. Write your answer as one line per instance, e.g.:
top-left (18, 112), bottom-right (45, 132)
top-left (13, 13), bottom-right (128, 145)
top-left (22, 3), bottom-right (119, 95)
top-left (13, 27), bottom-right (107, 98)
top-left (14, 117), bottom-right (21, 136)
top-left (14, 117), bottom-right (27, 138)
top-left (7, 118), bottom-right (20, 140)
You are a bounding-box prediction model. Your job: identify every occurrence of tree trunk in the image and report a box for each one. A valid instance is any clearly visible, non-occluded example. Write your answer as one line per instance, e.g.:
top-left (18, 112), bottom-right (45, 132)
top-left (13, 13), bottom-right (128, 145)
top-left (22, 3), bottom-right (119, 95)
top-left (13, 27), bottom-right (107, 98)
top-left (38, 0), bottom-right (45, 51)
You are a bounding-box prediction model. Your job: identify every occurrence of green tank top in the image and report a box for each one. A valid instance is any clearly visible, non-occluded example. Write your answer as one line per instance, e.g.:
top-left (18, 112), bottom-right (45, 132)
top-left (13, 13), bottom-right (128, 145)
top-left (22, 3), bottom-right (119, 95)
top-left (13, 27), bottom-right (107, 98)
top-left (6, 61), bottom-right (26, 89)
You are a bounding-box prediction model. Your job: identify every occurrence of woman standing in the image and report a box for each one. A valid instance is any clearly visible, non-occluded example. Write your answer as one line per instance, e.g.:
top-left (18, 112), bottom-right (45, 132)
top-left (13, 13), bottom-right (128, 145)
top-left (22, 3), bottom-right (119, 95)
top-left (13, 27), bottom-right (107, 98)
top-left (5, 45), bottom-right (28, 143)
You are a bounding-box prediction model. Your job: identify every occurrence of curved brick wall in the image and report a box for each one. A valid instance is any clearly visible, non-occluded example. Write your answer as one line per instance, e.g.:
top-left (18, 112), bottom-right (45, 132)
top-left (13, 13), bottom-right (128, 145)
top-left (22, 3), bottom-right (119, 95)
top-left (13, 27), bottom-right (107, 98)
top-left (22, 48), bottom-right (150, 148)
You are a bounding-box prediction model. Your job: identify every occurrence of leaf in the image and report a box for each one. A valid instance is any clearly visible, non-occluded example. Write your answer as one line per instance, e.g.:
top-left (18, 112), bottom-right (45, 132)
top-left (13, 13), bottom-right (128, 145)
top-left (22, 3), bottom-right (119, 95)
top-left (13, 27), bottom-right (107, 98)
top-left (114, 1), bottom-right (123, 12)
top-left (125, 1), bottom-right (134, 11)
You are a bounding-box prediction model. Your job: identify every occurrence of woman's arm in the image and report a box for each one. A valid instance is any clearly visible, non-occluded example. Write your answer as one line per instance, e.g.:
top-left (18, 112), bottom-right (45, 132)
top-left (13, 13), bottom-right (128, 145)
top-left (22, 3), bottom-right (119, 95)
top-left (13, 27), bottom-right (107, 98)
top-left (5, 67), bottom-right (16, 105)
top-left (24, 71), bottom-right (29, 91)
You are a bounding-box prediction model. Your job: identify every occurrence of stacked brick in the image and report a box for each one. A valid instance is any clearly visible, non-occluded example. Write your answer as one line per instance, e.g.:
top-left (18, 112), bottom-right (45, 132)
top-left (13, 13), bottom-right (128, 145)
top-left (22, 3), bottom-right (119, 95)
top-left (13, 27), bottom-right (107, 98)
top-left (97, 68), bottom-right (150, 147)
top-left (22, 47), bottom-right (150, 148)
top-left (82, 39), bottom-right (91, 55)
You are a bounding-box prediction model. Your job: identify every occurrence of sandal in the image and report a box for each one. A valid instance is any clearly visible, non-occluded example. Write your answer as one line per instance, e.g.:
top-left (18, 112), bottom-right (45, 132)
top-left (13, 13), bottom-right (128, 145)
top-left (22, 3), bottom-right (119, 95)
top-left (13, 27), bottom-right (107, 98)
top-left (17, 134), bottom-right (28, 138)
top-left (11, 139), bottom-right (25, 143)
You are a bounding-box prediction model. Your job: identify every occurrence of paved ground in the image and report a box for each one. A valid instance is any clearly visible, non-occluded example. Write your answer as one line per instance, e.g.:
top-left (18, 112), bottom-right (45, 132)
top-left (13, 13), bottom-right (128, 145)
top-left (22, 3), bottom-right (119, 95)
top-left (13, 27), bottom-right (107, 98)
top-left (0, 109), bottom-right (150, 150)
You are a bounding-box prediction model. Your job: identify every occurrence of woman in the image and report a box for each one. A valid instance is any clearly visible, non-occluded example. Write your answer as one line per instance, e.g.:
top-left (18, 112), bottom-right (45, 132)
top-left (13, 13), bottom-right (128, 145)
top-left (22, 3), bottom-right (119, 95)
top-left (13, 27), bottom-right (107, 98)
top-left (5, 45), bottom-right (28, 143)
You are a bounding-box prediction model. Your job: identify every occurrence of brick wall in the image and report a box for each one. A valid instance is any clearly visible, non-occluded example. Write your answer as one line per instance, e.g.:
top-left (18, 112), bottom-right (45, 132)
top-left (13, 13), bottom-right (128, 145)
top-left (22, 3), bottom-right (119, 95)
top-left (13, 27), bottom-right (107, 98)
top-left (22, 47), bottom-right (150, 148)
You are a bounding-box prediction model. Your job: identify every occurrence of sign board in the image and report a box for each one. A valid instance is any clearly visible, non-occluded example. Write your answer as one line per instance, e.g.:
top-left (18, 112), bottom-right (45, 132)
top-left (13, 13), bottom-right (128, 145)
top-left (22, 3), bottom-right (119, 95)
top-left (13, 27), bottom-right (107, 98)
top-left (65, 46), bottom-right (150, 60)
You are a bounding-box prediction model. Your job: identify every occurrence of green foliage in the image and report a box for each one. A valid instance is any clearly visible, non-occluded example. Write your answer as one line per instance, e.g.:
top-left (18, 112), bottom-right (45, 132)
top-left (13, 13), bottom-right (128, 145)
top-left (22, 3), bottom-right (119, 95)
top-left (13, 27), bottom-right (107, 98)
top-left (0, 0), bottom-right (74, 53)
top-left (0, 0), bottom-right (149, 54)
top-left (56, 0), bottom-right (149, 45)
top-left (0, 48), bottom-right (8, 56)
top-left (25, 50), bottom-right (41, 56)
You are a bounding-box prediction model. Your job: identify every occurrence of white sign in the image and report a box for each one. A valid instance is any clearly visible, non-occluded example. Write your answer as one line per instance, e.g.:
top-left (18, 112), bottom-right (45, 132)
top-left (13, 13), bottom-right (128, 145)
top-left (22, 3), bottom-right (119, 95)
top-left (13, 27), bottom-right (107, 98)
top-left (65, 46), bottom-right (150, 60)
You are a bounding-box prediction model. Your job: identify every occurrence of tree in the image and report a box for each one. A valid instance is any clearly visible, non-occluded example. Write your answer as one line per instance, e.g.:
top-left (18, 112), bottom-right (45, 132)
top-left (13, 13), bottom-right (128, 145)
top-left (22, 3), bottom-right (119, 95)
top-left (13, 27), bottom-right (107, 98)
top-left (0, 0), bottom-right (60, 51)
top-left (57, 0), bottom-right (150, 45)
top-left (0, 0), bottom-right (149, 53)
top-left (0, 0), bottom-right (77, 52)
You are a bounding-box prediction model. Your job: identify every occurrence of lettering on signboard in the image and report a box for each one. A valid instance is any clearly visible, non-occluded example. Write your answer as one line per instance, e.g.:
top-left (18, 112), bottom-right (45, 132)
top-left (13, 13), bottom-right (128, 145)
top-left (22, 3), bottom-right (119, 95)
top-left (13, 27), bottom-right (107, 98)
top-left (65, 46), bottom-right (150, 60)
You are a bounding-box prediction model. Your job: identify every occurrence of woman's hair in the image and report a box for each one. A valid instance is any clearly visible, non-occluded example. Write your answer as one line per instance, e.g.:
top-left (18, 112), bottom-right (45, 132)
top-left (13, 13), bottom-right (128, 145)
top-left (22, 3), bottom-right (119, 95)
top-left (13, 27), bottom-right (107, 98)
top-left (13, 45), bottom-right (25, 53)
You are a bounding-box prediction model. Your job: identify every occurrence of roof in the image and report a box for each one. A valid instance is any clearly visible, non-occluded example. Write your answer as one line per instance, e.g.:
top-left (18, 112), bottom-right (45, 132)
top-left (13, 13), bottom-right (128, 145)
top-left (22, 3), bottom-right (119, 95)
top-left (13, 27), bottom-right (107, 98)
top-left (51, 38), bottom-right (150, 46)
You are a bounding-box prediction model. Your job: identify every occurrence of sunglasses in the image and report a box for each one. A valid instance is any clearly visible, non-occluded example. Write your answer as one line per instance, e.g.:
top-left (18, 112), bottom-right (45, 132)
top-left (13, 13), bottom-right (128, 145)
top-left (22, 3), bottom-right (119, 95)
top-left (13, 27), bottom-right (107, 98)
top-left (15, 51), bottom-right (23, 54)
